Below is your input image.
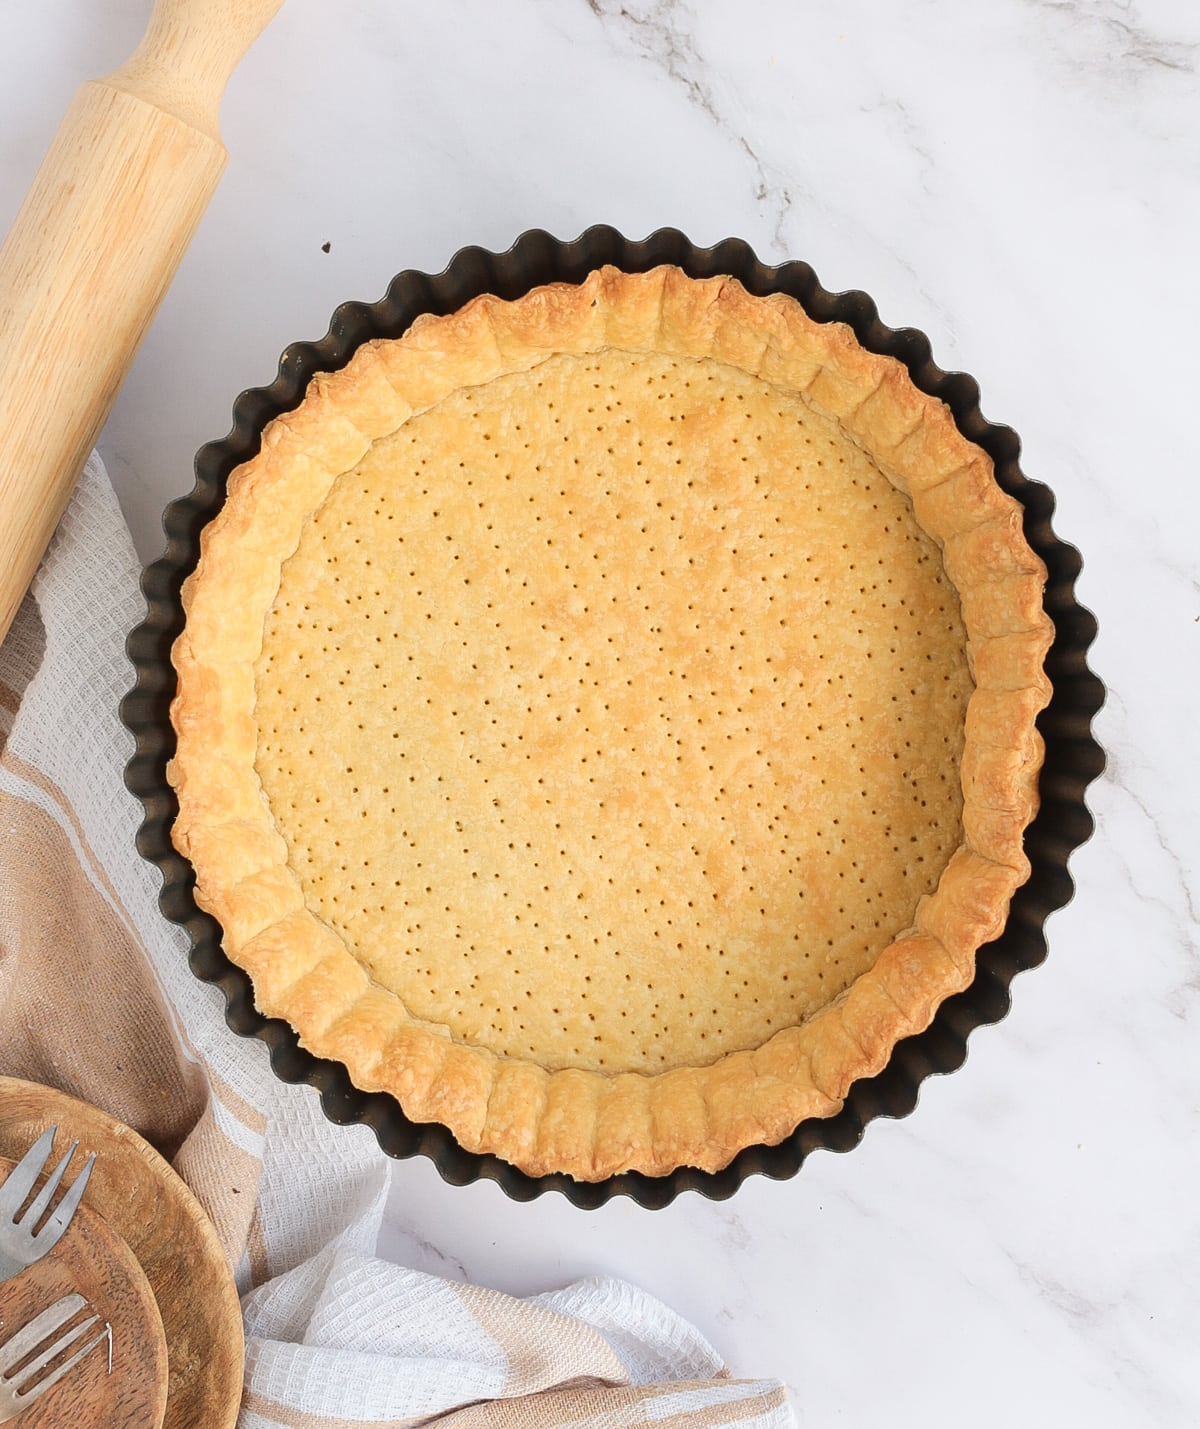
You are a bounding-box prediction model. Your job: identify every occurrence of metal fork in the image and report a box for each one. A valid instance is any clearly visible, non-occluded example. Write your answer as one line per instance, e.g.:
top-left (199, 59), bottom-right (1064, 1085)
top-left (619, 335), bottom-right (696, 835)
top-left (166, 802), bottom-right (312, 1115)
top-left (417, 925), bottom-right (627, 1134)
top-left (0, 1293), bottom-right (109, 1421)
top-left (0, 1128), bottom-right (96, 1284)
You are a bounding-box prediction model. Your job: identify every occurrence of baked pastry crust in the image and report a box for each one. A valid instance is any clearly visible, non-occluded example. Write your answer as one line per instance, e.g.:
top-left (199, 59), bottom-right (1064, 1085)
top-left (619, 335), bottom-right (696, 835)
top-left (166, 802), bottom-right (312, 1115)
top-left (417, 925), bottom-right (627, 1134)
top-left (169, 266), bottom-right (1052, 1179)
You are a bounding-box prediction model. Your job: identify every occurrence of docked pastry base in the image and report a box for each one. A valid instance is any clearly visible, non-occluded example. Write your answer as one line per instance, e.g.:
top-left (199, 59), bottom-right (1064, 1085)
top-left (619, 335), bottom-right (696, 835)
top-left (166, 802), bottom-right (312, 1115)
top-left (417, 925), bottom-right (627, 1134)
top-left (169, 266), bottom-right (1052, 1180)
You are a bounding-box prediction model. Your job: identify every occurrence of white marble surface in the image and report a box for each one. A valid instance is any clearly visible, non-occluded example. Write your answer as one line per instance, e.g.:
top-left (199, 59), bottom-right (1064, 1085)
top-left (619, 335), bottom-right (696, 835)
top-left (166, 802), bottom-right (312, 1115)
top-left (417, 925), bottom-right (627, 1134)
top-left (3, 1), bottom-right (1198, 1423)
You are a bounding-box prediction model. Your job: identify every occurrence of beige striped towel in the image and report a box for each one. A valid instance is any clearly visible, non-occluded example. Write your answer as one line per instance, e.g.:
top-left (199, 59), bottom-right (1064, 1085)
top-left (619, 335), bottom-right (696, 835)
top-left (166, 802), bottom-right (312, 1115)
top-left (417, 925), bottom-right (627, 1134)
top-left (0, 455), bottom-right (794, 1428)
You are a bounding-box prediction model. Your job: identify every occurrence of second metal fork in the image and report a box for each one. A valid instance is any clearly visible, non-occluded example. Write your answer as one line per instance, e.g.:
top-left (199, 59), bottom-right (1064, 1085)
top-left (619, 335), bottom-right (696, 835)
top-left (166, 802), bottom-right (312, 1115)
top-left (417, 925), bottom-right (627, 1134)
top-left (0, 1293), bottom-right (109, 1422)
top-left (0, 1127), bottom-right (96, 1284)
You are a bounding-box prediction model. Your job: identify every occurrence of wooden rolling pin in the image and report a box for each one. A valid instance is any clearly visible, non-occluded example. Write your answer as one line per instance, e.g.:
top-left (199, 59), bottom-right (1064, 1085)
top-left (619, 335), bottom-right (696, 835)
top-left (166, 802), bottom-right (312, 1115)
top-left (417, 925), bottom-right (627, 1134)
top-left (0, 0), bottom-right (285, 643)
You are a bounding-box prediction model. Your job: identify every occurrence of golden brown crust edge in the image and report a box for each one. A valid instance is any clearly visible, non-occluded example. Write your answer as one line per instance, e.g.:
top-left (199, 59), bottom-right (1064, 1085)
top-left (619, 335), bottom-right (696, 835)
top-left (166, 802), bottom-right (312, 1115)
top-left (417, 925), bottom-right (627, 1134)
top-left (169, 265), bottom-right (1053, 1180)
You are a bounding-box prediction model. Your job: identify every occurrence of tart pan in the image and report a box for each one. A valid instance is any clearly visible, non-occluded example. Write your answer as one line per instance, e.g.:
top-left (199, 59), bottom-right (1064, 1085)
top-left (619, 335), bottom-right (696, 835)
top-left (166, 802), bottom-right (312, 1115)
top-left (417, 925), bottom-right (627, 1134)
top-left (121, 226), bottom-right (1105, 1208)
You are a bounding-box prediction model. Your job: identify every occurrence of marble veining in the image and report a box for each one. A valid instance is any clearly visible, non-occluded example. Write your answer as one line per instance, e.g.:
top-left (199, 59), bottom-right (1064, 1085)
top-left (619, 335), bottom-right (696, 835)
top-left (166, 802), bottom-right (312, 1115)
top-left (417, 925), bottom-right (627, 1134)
top-left (2, 1), bottom-right (1198, 1424)
top-left (1021, 0), bottom-right (1198, 77)
top-left (583, 0), bottom-right (803, 251)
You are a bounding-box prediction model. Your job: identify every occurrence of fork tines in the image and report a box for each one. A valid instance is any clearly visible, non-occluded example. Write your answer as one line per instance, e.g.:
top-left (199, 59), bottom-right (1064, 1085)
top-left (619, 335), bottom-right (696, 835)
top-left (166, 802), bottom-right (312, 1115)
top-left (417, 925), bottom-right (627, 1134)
top-left (0, 1125), bottom-right (96, 1252)
top-left (0, 1293), bottom-right (108, 1409)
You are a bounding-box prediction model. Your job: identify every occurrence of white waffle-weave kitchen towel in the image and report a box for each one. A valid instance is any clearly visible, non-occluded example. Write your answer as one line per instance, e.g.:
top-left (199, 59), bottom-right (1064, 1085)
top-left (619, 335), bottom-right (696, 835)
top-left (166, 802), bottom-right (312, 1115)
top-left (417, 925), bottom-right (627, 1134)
top-left (0, 454), bottom-right (794, 1428)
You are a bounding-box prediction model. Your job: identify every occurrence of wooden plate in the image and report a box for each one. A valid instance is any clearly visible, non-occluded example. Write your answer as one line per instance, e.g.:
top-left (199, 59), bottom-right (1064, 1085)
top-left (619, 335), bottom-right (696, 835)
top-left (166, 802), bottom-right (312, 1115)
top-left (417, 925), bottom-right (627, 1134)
top-left (0, 1079), bottom-right (242, 1428)
top-left (0, 1155), bottom-right (167, 1427)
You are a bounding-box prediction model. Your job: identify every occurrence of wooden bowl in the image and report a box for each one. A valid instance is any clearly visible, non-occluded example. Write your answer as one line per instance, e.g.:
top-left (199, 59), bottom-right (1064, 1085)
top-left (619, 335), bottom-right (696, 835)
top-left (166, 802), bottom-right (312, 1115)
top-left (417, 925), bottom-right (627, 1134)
top-left (0, 1154), bottom-right (167, 1427)
top-left (0, 1079), bottom-right (242, 1428)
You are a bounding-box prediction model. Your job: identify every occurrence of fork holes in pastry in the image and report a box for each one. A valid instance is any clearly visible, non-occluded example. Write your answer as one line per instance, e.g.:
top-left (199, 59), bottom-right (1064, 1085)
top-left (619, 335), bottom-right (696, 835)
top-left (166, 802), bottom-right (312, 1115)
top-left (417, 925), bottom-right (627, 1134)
top-left (255, 346), bottom-right (970, 1075)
